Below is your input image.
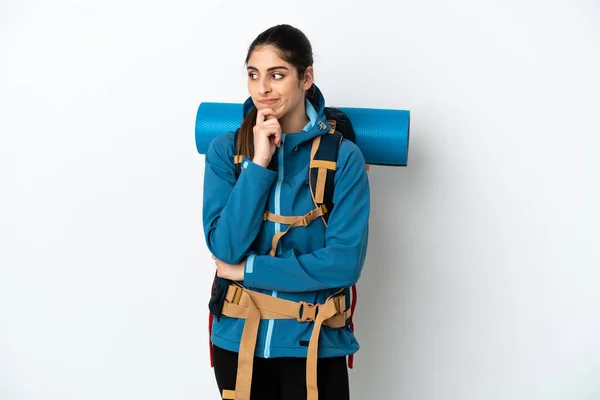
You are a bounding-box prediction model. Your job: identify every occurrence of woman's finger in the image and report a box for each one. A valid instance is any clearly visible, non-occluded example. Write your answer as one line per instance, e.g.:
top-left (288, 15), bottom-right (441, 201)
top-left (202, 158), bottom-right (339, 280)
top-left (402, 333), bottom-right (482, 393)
top-left (256, 108), bottom-right (275, 124)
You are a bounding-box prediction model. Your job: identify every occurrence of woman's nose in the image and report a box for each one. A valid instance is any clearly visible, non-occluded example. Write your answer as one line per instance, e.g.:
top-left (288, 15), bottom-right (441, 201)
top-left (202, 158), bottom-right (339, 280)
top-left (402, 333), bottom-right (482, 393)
top-left (259, 79), bottom-right (271, 95)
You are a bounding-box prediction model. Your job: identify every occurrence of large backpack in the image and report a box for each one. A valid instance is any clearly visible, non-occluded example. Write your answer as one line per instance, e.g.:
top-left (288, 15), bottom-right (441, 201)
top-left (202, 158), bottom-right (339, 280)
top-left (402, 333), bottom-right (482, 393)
top-left (208, 106), bottom-right (363, 368)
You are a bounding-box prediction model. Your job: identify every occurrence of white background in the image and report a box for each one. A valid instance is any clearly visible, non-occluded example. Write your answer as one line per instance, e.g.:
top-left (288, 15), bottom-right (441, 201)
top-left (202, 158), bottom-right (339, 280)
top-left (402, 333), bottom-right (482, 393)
top-left (1, 0), bottom-right (599, 399)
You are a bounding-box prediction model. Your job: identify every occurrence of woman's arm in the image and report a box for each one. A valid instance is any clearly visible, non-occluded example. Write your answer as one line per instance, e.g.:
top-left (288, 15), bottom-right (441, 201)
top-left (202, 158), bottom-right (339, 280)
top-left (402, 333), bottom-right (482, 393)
top-left (202, 133), bottom-right (276, 264)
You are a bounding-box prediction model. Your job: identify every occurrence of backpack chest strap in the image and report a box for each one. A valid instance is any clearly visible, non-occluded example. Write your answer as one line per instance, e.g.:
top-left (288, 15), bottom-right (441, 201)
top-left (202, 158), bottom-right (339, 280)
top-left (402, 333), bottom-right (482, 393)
top-left (263, 204), bottom-right (327, 256)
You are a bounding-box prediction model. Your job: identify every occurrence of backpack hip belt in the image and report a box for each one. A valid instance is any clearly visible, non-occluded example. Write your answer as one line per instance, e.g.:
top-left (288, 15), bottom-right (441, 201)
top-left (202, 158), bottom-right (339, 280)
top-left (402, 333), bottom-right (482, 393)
top-left (219, 282), bottom-right (350, 400)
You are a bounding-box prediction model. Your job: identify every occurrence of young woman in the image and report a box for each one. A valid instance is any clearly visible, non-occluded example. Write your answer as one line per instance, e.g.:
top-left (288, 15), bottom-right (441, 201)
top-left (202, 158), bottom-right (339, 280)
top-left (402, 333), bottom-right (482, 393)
top-left (202, 24), bottom-right (370, 400)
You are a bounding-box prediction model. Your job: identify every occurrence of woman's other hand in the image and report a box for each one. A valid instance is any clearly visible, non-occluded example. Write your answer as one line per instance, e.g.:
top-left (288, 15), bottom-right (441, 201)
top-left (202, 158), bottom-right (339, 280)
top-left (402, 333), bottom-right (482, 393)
top-left (213, 255), bottom-right (245, 281)
top-left (252, 108), bottom-right (281, 168)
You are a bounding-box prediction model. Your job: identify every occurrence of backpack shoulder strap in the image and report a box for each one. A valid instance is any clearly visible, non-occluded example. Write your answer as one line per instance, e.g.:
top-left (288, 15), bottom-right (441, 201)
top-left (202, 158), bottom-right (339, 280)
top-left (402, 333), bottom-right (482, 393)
top-left (310, 121), bottom-right (361, 370)
top-left (309, 126), bottom-right (360, 369)
top-left (309, 128), bottom-right (343, 226)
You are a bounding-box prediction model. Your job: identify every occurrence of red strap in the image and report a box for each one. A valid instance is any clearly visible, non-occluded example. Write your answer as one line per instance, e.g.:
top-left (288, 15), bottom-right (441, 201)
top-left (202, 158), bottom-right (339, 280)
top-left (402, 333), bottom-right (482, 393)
top-left (209, 312), bottom-right (214, 367)
top-left (348, 284), bottom-right (358, 369)
top-left (208, 271), bottom-right (217, 368)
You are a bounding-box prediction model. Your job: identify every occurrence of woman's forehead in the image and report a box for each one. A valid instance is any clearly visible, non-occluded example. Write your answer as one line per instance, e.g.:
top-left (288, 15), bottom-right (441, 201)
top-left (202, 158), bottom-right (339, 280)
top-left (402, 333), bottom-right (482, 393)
top-left (247, 46), bottom-right (292, 70)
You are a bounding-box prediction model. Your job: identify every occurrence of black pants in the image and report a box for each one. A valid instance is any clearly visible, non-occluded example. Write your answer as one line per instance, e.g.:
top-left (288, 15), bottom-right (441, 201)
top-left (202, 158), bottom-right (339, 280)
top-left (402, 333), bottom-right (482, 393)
top-left (212, 344), bottom-right (350, 400)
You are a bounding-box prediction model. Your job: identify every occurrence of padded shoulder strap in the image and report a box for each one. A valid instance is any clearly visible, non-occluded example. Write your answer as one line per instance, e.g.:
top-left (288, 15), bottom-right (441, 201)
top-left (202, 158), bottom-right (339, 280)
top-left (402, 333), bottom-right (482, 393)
top-left (309, 131), bottom-right (343, 226)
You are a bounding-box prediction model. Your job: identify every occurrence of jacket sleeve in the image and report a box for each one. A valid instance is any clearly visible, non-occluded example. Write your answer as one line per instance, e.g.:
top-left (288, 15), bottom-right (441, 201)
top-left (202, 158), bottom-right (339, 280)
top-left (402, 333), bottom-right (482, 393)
top-left (202, 133), bottom-right (277, 264)
top-left (243, 140), bottom-right (370, 292)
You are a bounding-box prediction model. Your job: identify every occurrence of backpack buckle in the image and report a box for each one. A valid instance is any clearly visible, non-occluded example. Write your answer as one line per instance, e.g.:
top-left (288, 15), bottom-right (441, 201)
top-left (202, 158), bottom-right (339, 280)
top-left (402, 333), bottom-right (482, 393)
top-left (225, 284), bottom-right (243, 305)
top-left (334, 295), bottom-right (345, 314)
top-left (297, 301), bottom-right (318, 322)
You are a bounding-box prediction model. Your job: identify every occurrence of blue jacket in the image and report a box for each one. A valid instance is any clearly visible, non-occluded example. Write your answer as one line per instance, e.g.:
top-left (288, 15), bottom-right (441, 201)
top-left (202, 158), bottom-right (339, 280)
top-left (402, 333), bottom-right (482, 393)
top-left (202, 85), bottom-right (370, 359)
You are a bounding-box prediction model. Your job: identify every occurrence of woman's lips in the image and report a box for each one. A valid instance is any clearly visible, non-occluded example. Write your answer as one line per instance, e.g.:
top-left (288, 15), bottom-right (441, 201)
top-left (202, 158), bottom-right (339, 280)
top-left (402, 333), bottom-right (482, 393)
top-left (258, 98), bottom-right (278, 105)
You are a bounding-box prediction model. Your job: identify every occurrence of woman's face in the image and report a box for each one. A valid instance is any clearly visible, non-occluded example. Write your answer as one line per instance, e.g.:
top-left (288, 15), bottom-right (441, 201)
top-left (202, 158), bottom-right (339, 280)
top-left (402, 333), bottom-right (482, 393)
top-left (246, 45), bottom-right (312, 119)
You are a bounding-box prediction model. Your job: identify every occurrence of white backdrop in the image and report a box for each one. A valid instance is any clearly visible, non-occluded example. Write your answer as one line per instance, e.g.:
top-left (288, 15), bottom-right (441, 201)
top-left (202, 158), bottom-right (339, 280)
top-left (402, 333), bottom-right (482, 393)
top-left (1, 0), bottom-right (599, 399)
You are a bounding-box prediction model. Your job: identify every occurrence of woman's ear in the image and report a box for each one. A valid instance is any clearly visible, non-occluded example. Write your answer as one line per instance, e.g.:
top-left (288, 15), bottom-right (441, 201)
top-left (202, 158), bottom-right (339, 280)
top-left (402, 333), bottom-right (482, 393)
top-left (302, 66), bottom-right (314, 90)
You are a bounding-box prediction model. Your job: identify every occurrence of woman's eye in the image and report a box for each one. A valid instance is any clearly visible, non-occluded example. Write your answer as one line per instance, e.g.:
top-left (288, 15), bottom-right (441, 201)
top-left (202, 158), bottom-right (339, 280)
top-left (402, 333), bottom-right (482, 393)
top-left (248, 72), bottom-right (258, 79)
top-left (272, 73), bottom-right (283, 80)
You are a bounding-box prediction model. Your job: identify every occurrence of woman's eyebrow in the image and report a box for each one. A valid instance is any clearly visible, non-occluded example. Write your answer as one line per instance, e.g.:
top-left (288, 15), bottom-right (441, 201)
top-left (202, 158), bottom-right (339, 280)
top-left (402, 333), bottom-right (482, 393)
top-left (247, 66), bottom-right (290, 71)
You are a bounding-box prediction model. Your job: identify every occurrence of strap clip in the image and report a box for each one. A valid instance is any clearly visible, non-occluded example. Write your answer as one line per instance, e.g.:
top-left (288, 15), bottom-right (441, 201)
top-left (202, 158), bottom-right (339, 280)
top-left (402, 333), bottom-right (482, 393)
top-left (225, 285), bottom-right (243, 305)
top-left (297, 301), bottom-right (318, 322)
top-left (334, 296), bottom-right (345, 314)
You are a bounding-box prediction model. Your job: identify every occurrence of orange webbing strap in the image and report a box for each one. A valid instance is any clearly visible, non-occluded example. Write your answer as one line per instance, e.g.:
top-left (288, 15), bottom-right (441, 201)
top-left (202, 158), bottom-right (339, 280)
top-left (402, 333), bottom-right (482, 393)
top-left (307, 134), bottom-right (340, 218)
top-left (315, 168), bottom-right (327, 204)
top-left (222, 284), bottom-right (348, 325)
top-left (234, 155), bottom-right (243, 164)
top-left (228, 289), bottom-right (261, 400)
top-left (263, 212), bottom-right (302, 225)
top-left (310, 160), bottom-right (336, 204)
top-left (220, 284), bottom-right (349, 400)
top-left (305, 296), bottom-right (343, 400)
top-left (310, 160), bottom-right (337, 170)
top-left (264, 204), bottom-right (327, 256)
